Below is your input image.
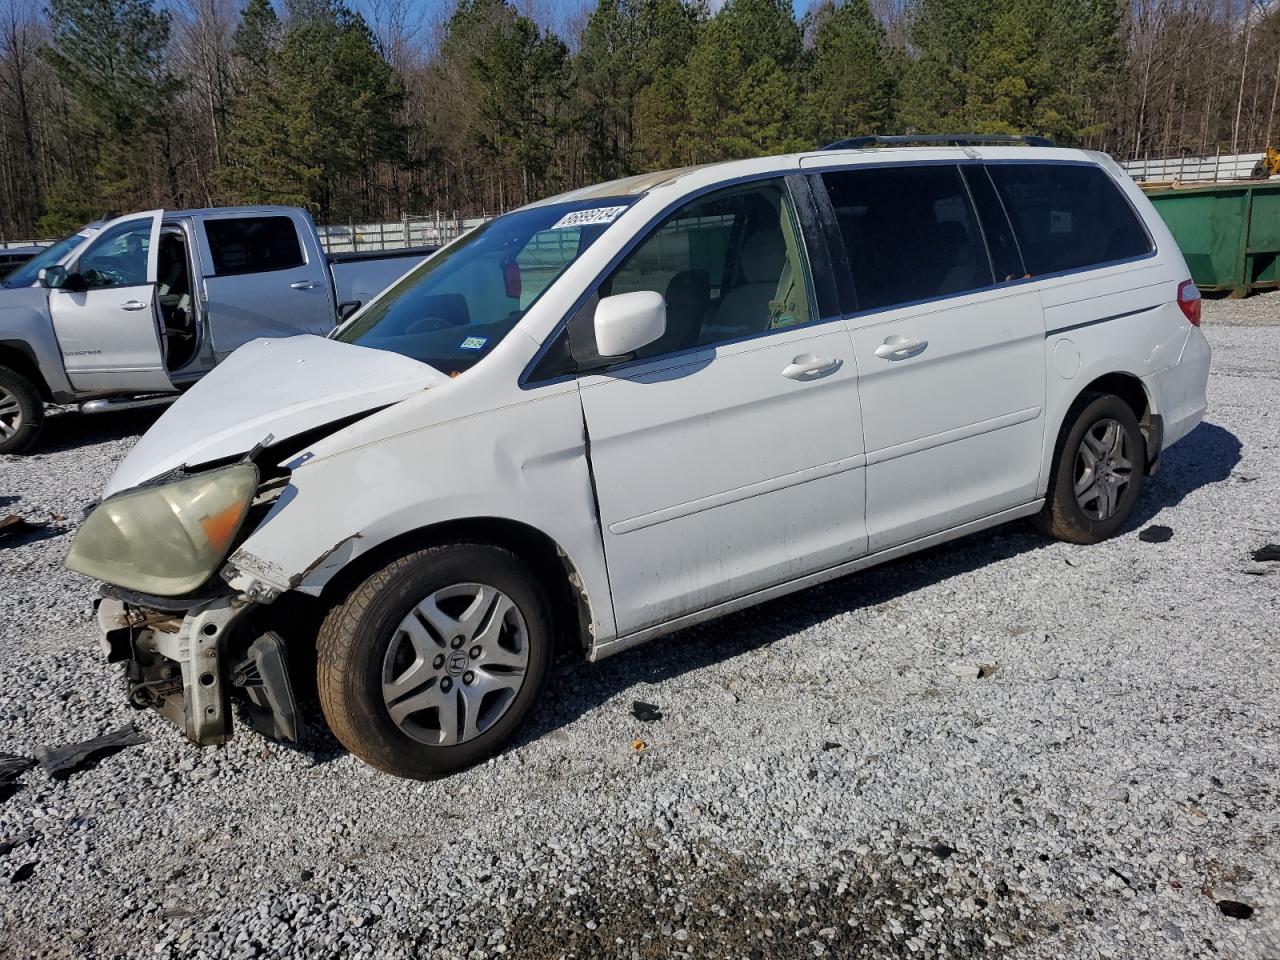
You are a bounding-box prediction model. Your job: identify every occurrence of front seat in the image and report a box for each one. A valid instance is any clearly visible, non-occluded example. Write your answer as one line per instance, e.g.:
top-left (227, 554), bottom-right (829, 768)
top-left (701, 230), bottom-right (786, 343)
top-left (644, 269), bottom-right (710, 355)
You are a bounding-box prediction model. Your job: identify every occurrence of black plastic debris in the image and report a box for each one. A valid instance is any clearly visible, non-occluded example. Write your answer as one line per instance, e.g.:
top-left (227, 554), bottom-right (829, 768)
top-left (931, 842), bottom-right (956, 859)
top-left (630, 700), bottom-right (662, 722)
top-left (1217, 899), bottom-right (1255, 920)
top-left (37, 724), bottom-right (148, 780)
top-left (0, 754), bottom-right (35, 803)
top-left (822, 741), bottom-right (842, 751)
top-left (10, 862), bottom-right (35, 883)
top-left (1251, 544), bottom-right (1280, 563)
top-left (1138, 525), bottom-right (1174, 543)
top-left (0, 514), bottom-right (49, 539)
top-left (0, 829), bottom-right (34, 858)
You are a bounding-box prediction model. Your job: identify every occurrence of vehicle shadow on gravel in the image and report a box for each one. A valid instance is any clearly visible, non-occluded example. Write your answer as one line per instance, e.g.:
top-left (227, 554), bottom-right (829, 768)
top-left (23, 406), bottom-right (165, 456)
top-left (525, 420), bottom-right (1243, 743)
top-left (1122, 421), bottom-right (1241, 531)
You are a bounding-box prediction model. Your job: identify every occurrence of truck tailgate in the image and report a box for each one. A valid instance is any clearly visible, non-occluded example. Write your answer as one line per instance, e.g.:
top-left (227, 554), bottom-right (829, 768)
top-left (328, 247), bottom-right (434, 308)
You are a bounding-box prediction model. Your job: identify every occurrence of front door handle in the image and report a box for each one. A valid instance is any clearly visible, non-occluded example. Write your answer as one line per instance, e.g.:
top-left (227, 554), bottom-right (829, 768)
top-left (782, 354), bottom-right (840, 380)
top-left (290, 280), bottom-right (322, 290)
top-left (874, 335), bottom-right (928, 360)
top-left (121, 300), bottom-right (147, 311)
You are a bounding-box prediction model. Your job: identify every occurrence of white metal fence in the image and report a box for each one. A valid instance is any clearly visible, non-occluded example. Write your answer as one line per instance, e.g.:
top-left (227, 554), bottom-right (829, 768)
top-left (316, 214), bottom-right (491, 253)
top-left (1120, 152), bottom-right (1265, 183)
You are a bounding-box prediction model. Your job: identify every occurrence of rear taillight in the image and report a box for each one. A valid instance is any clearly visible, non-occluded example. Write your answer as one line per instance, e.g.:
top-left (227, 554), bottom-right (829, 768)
top-left (1177, 279), bottom-right (1201, 326)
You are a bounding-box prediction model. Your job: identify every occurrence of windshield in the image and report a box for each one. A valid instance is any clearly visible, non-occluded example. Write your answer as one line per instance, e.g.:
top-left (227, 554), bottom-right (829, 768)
top-left (336, 197), bottom-right (636, 374)
top-left (4, 230), bottom-right (91, 288)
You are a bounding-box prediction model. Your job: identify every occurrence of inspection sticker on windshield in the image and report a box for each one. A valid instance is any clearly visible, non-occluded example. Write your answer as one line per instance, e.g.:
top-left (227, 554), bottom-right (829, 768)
top-left (459, 336), bottom-right (488, 350)
top-left (549, 205), bottom-right (628, 230)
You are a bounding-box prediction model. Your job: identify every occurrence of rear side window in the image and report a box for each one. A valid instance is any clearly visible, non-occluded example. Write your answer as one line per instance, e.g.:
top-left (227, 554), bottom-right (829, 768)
top-left (986, 164), bottom-right (1153, 276)
top-left (204, 216), bottom-right (305, 276)
top-left (821, 166), bottom-right (993, 312)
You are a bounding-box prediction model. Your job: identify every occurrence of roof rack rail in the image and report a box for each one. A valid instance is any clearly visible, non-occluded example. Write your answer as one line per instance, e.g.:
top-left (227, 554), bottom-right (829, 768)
top-left (821, 133), bottom-right (1057, 150)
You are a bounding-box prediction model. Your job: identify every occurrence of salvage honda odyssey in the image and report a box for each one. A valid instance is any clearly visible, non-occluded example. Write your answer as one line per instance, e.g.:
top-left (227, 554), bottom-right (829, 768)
top-left (67, 137), bottom-right (1211, 779)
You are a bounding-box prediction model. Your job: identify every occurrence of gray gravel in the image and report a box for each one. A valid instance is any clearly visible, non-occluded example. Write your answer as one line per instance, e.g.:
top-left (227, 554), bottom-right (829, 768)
top-left (1, 302), bottom-right (1278, 960)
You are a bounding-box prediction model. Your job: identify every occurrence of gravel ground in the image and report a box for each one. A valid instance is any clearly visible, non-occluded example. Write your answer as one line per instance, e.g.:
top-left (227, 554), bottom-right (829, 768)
top-left (1, 298), bottom-right (1277, 960)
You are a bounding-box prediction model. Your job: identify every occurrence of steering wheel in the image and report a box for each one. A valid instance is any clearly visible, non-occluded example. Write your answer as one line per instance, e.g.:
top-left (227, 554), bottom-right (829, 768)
top-left (81, 267), bottom-right (127, 288)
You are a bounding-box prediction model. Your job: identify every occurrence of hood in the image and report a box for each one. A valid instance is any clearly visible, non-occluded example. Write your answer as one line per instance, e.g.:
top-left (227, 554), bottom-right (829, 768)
top-left (106, 335), bottom-right (445, 496)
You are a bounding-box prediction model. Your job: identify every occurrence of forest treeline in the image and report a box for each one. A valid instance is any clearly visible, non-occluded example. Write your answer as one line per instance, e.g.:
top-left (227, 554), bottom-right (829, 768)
top-left (1, 0), bottom-right (1279, 238)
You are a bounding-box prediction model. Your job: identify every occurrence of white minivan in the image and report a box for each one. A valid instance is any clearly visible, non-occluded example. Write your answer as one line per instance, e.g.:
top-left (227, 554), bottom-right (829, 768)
top-left (68, 139), bottom-right (1211, 778)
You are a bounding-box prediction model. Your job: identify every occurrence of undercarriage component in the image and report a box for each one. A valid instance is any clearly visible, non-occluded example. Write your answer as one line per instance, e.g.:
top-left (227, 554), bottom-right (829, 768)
top-left (231, 632), bottom-right (302, 742)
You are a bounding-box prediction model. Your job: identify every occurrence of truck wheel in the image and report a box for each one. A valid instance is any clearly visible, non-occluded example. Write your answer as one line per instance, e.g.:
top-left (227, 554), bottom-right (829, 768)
top-left (316, 543), bottom-right (552, 779)
top-left (0, 365), bottom-right (44, 454)
top-left (1036, 392), bottom-right (1145, 545)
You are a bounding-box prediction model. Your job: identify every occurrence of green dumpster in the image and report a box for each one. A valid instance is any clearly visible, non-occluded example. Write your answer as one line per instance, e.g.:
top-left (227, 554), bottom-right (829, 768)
top-left (1144, 179), bottom-right (1280, 296)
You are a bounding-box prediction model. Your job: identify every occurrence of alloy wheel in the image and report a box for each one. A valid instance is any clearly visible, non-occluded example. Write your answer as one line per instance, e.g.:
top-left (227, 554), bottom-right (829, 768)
top-left (1073, 417), bottom-right (1134, 522)
top-left (381, 582), bottom-right (530, 746)
top-left (0, 385), bottom-right (22, 440)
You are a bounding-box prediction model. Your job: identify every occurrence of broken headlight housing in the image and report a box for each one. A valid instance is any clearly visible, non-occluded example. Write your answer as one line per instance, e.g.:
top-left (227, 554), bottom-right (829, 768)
top-left (66, 464), bottom-right (259, 596)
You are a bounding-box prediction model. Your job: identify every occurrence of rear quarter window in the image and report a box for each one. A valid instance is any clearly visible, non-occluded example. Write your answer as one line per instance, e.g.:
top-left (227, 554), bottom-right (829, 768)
top-left (204, 216), bottom-right (306, 276)
top-left (987, 164), bottom-right (1153, 276)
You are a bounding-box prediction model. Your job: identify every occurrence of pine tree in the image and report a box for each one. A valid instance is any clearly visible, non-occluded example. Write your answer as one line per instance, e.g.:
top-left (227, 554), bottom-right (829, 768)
top-left (221, 0), bottom-right (310, 206)
top-left (805, 0), bottom-right (894, 144)
top-left (685, 0), bottom-right (806, 161)
top-left (40, 0), bottom-right (181, 220)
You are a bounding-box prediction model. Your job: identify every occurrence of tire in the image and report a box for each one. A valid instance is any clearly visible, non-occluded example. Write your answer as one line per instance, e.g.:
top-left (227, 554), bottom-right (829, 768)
top-left (316, 543), bottom-right (552, 779)
top-left (1036, 392), bottom-right (1145, 545)
top-left (0, 365), bottom-right (45, 455)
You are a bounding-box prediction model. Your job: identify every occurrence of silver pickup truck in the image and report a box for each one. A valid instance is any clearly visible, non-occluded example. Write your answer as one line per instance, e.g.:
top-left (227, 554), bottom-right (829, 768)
top-left (0, 205), bottom-right (432, 453)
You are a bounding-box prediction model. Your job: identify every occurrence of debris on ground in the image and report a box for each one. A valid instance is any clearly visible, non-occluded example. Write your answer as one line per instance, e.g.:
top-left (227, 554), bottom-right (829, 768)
top-left (1138, 524), bottom-right (1174, 543)
top-left (948, 661), bottom-right (997, 679)
top-left (1217, 899), bottom-right (1255, 920)
top-left (0, 753), bottom-right (35, 802)
top-left (10, 862), bottom-right (35, 883)
top-left (0, 830), bottom-right (35, 858)
top-left (630, 700), bottom-right (662, 722)
top-left (36, 724), bottom-right (148, 780)
top-left (0, 514), bottom-right (51, 540)
top-left (1251, 543), bottom-right (1280, 562)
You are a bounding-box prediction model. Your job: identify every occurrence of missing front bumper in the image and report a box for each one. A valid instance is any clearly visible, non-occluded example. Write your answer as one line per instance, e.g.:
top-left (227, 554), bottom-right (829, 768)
top-left (96, 594), bottom-right (301, 746)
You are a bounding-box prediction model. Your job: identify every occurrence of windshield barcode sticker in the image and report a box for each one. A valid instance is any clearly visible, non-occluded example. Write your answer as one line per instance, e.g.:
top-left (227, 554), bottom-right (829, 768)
top-left (549, 205), bottom-right (628, 230)
top-left (460, 336), bottom-right (488, 350)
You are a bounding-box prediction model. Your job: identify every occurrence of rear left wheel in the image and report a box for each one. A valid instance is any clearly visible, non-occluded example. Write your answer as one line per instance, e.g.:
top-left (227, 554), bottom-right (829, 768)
top-left (316, 543), bottom-right (551, 779)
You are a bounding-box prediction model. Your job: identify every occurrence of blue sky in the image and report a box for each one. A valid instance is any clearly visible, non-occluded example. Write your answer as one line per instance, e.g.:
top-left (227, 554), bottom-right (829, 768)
top-left (348, 0), bottom-right (816, 44)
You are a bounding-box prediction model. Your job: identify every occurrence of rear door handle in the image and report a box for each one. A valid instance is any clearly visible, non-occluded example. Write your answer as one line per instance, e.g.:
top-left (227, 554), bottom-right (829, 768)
top-left (782, 354), bottom-right (840, 380)
top-left (290, 280), bottom-right (323, 290)
top-left (121, 300), bottom-right (147, 311)
top-left (873, 335), bottom-right (928, 360)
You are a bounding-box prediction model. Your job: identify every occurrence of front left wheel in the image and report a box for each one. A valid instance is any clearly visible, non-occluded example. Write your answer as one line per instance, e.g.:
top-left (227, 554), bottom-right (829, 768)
top-left (316, 543), bottom-right (552, 779)
top-left (0, 365), bottom-right (44, 454)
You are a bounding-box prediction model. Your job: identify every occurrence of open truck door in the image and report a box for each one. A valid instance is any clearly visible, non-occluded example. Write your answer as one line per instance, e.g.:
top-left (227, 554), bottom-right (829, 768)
top-left (46, 209), bottom-right (173, 395)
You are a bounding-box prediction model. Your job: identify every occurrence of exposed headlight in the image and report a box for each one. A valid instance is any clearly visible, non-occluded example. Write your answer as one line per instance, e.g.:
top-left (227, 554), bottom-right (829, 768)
top-left (66, 464), bottom-right (259, 596)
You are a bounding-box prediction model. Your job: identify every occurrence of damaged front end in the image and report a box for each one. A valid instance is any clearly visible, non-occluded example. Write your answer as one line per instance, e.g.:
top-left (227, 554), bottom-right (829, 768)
top-left (95, 593), bottom-right (300, 746)
top-left (72, 462), bottom-right (305, 747)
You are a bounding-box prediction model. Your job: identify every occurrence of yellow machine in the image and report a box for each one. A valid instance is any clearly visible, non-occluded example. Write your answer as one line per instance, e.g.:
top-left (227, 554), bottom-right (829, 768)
top-left (1252, 145), bottom-right (1280, 178)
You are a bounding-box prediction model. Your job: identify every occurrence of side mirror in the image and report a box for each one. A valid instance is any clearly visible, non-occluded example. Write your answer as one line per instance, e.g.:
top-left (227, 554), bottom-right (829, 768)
top-left (593, 290), bottom-right (666, 359)
top-left (38, 265), bottom-right (67, 289)
top-left (337, 300), bottom-right (361, 321)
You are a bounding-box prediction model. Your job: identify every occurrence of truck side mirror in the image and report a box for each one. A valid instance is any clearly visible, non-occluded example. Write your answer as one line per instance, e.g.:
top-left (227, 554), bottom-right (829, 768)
top-left (38, 265), bottom-right (67, 289)
top-left (38, 264), bottom-right (87, 292)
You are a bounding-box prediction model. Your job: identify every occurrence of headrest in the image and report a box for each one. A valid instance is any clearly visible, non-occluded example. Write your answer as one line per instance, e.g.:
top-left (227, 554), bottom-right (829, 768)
top-left (665, 269), bottom-right (710, 305)
top-left (741, 230), bottom-right (785, 284)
